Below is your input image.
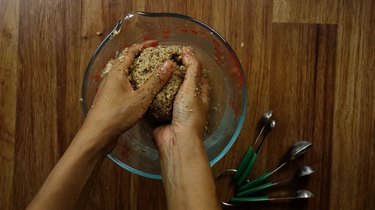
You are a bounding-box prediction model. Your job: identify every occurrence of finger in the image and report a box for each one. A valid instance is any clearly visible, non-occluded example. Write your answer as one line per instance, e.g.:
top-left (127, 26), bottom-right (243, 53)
top-left (108, 40), bottom-right (159, 90)
top-left (92, 76), bottom-right (107, 105)
top-left (200, 76), bottom-right (209, 107)
top-left (152, 126), bottom-right (171, 151)
top-left (137, 60), bottom-right (174, 101)
top-left (126, 40), bottom-right (158, 61)
top-left (104, 59), bottom-right (133, 91)
top-left (180, 47), bottom-right (202, 92)
top-left (113, 40), bottom-right (158, 70)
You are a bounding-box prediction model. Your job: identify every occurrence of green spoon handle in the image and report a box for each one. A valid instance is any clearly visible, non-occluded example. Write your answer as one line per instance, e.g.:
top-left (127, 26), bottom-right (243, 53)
top-left (230, 196), bottom-right (270, 203)
top-left (236, 152), bottom-right (257, 186)
top-left (233, 147), bottom-right (254, 181)
top-left (236, 182), bottom-right (273, 197)
top-left (238, 171), bottom-right (272, 191)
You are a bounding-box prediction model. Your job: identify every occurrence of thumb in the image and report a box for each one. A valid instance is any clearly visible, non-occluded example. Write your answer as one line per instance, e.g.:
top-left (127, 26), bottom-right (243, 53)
top-left (137, 60), bottom-right (174, 100)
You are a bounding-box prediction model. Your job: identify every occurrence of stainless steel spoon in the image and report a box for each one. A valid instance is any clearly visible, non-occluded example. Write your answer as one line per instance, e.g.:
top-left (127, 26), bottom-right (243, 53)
top-left (253, 111), bottom-right (274, 152)
top-left (238, 141), bottom-right (312, 191)
top-left (236, 166), bottom-right (314, 197)
top-left (230, 190), bottom-right (314, 203)
top-left (254, 118), bottom-right (276, 154)
top-left (271, 141), bottom-right (312, 174)
top-left (234, 111), bottom-right (275, 185)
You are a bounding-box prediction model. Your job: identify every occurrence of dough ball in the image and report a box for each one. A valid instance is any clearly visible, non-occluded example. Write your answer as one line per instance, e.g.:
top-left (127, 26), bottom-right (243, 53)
top-left (128, 45), bottom-right (186, 124)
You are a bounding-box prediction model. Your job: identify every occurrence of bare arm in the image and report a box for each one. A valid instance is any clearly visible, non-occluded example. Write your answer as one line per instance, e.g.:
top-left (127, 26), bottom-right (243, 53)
top-left (156, 131), bottom-right (220, 210)
top-left (26, 121), bottom-right (113, 210)
top-left (27, 40), bottom-right (174, 210)
top-left (153, 47), bottom-right (221, 210)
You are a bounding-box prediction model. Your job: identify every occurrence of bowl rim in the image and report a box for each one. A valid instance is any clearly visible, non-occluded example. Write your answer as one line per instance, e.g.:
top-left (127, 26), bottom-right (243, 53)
top-left (81, 11), bottom-right (247, 180)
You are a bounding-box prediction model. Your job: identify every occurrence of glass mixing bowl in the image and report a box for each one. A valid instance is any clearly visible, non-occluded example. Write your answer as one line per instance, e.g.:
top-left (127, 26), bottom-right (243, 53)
top-left (82, 12), bottom-right (247, 179)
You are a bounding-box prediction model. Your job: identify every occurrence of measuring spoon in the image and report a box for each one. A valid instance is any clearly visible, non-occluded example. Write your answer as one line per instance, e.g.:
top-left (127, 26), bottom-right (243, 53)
top-left (234, 111), bottom-right (275, 186)
top-left (230, 190), bottom-right (313, 203)
top-left (238, 141), bottom-right (312, 191)
top-left (236, 166), bottom-right (314, 197)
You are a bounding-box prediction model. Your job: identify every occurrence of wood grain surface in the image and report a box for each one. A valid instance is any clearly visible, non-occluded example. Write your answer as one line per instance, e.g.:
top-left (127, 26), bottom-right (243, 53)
top-left (0, 0), bottom-right (374, 210)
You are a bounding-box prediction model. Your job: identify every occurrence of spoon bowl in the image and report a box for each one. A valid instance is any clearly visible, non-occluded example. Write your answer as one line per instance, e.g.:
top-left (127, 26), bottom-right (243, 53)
top-left (298, 166), bottom-right (315, 177)
top-left (289, 141), bottom-right (312, 160)
top-left (229, 190), bottom-right (314, 203)
top-left (260, 111), bottom-right (273, 126)
top-left (296, 190), bottom-right (314, 199)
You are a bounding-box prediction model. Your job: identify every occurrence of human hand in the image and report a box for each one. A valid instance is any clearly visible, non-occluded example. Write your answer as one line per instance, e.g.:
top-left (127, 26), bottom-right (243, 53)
top-left (153, 47), bottom-right (209, 151)
top-left (83, 40), bottom-right (174, 147)
top-left (152, 48), bottom-right (219, 210)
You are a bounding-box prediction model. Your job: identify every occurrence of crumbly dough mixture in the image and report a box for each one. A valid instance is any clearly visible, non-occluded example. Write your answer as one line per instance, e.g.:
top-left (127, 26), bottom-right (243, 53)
top-left (129, 45), bottom-right (186, 124)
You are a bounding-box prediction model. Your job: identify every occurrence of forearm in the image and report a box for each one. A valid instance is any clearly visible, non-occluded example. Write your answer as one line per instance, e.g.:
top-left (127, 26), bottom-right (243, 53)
top-left (27, 122), bottom-right (112, 210)
top-left (159, 133), bottom-right (221, 210)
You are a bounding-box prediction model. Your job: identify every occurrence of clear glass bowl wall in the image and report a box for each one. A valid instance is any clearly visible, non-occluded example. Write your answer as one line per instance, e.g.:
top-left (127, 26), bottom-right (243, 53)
top-left (82, 12), bottom-right (247, 179)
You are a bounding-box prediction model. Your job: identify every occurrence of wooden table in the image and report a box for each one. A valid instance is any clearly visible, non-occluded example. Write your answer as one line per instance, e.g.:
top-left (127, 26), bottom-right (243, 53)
top-left (1, 0), bottom-right (374, 209)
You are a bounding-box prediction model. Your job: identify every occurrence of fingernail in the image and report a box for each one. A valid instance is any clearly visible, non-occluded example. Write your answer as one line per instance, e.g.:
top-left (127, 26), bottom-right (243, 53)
top-left (183, 51), bottom-right (193, 57)
top-left (183, 47), bottom-right (193, 54)
top-left (161, 61), bottom-right (171, 71)
top-left (145, 40), bottom-right (158, 47)
top-left (150, 41), bottom-right (158, 47)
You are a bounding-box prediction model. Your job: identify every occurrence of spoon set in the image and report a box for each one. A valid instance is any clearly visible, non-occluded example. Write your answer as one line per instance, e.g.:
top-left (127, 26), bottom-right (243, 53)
top-left (216, 111), bottom-right (314, 206)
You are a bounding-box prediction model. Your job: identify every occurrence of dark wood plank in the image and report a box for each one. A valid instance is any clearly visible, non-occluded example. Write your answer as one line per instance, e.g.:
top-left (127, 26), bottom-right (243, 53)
top-left (307, 25), bottom-right (337, 210)
top-left (57, 0), bottom-right (83, 154)
top-left (13, 0), bottom-right (81, 209)
top-left (145, 0), bottom-right (187, 14)
top-left (330, 0), bottom-right (375, 209)
top-left (0, 0), bottom-right (18, 209)
top-left (267, 23), bottom-right (336, 210)
top-left (273, 0), bottom-right (339, 24)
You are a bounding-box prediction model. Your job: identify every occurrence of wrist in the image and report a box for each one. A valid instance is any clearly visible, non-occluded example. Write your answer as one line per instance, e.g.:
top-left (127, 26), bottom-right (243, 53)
top-left (174, 127), bottom-right (204, 141)
top-left (74, 120), bottom-right (118, 157)
top-left (159, 129), bottom-right (206, 160)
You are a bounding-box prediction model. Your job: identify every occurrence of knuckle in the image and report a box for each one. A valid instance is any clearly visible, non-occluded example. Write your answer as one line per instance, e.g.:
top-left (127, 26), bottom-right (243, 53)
top-left (129, 44), bottom-right (142, 54)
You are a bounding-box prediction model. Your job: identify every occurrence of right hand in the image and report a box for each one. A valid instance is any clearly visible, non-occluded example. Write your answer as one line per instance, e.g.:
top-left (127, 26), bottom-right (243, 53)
top-left (153, 47), bottom-right (209, 151)
top-left (83, 40), bottom-right (174, 150)
top-left (152, 48), bottom-right (220, 210)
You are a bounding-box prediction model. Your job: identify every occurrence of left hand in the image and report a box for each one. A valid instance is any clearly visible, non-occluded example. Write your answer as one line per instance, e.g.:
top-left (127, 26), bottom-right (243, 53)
top-left (83, 40), bottom-right (174, 148)
top-left (153, 47), bottom-right (209, 151)
top-left (27, 40), bottom-right (174, 210)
